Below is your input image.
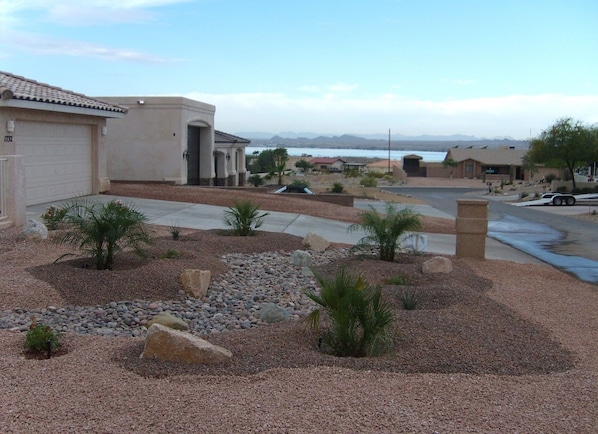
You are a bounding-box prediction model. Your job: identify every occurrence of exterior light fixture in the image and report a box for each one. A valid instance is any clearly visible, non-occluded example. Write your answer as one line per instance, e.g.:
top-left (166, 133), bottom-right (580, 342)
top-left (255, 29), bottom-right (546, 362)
top-left (101, 126), bottom-right (107, 136)
top-left (6, 120), bottom-right (15, 133)
top-left (137, 100), bottom-right (145, 105)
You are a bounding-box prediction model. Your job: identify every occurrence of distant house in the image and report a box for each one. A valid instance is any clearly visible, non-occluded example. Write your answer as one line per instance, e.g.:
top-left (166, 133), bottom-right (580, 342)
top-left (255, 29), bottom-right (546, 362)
top-left (0, 70), bottom-right (127, 228)
top-left (99, 96), bottom-right (249, 186)
top-left (444, 147), bottom-right (528, 180)
top-left (366, 159), bottom-right (403, 173)
top-left (309, 157), bottom-right (345, 172)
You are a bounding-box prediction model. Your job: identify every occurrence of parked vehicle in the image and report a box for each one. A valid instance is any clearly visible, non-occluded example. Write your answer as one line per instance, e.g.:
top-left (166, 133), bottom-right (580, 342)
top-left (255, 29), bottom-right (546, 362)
top-left (540, 192), bottom-right (576, 206)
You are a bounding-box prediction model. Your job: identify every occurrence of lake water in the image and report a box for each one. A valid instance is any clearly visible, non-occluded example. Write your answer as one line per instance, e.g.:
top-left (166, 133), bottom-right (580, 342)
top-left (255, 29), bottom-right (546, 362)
top-left (246, 147), bottom-right (447, 162)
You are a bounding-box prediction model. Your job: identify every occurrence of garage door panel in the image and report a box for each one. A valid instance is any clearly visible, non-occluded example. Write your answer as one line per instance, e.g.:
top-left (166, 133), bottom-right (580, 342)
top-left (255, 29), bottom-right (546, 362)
top-left (17, 121), bottom-right (93, 205)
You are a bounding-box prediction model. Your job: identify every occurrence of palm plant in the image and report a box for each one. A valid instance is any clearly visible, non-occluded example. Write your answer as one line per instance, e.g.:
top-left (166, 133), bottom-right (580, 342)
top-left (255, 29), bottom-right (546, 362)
top-left (56, 199), bottom-right (152, 270)
top-left (348, 203), bottom-right (422, 262)
top-left (223, 199), bottom-right (270, 236)
top-left (304, 268), bottom-right (394, 357)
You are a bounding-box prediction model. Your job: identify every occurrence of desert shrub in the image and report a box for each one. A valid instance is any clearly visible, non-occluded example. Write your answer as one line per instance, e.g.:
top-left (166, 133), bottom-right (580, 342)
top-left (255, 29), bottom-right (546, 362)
top-left (160, 249), bottom-right (180, 259)
top-left (545, 173), bottom-right (556, 184)
top-left (56, 199), bottom-right (152, 270)
top-left (223, 199), bottom-right (270, 236)
top-left (360, 177), bottom-right (378, 187)
top-left (41, 205), bottom-right (68, 230)
top-left (398, 289), bottom-right (420, 310)
top-left (348, 203), bottom-right (422, 262)
top-left (520, 191), bottom-right (529, 199)
top-left (291, 179), bottom-right (310, 188)
top-left (367, 171), bottom-right (385, 179)
top-left (26, 319), bottom-right (60, 354)
top-left (169, 225), bottom-right (181, 240)
top-left (384, 274), bottom-right (409, 285)
top-left (331, 182), bottom-right (344, 193)
top-left (304, 268), bottom-right (394, 357)
top-left (343, 167), bottom-right (360, 178)
top-left (248, 174), bottom-right (265, 187)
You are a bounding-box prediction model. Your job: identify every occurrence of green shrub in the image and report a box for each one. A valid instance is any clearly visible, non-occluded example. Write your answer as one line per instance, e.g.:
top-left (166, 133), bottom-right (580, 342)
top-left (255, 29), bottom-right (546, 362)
top-left (348, 203), bottom-right (422, 262)
top-left (545, 174), bottom-right (556, 183)
top-left (223, 199), bottom-right (270, 236)
top-left (160, 249), bottom-right (180, 259)
top-left (291, 179), bottom-right (310, 188)
top-left (41, 205), bottom-right (68, 230)
top-left (343, 167), bottom-right (360, 178)
top-left (248, 174), bottom-right (265, 187)
top-left (304, 268), bottom-right (394, 357)
top-left (56, 199), bottom-right (152, 270)
top-left (367, 171), bottom-right (385, 179)
top-left (398, 289), bottom-right (419, 310)
top-left (384, 274), bottom-right (409, 285)
top-left (520, 191), bottom-right (529, 199)
top-left (331, 182), bottom-right (344, 193)
top-left (26, 319), bottom-right (60, 354)
top-left (360, 177), bottom-right (378, 187)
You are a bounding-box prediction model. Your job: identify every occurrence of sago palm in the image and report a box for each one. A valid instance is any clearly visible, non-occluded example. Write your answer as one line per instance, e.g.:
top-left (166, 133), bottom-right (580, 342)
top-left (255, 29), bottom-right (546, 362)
top-left (348, 203), bottom-right (422, 262)
top-left (223, 199), bottom-right (270, 236)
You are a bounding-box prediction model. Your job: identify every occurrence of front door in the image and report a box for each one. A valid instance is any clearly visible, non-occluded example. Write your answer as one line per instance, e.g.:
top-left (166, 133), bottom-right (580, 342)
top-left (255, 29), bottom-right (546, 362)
top-left (187, 126), bottom-right (200, 185)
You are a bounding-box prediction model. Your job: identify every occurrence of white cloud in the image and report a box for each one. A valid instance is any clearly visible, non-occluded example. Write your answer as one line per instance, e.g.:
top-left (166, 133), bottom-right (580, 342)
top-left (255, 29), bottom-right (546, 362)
top-left (185, 91), bottom-right (598, 138)
top-left (328, 83), bottom-right (358, 92)
top-left (4, 30), bottom-right (175, 63)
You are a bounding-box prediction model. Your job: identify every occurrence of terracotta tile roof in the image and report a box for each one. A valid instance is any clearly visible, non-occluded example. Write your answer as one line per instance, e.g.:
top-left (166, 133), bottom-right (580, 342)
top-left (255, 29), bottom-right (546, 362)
top-left (309, 157), bottom-right (345, 164)
top-left (446, 147), bottom-right (527, 165)
top-left (214, 130), bottom-right (250, 144)
top-left (0, 71), bottom-right (128, 114)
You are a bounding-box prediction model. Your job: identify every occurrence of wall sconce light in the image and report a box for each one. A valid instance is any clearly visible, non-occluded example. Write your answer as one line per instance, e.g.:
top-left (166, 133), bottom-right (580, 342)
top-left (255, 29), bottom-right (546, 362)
top-left (226, 154), bottom-right (231, 161)
top-left (137, 100), bottom-right (145, 105)
top-left (6, 120), bottom-right (15, 133)
top-left (183, 150), bottom-right (189, 160)
top-left (101, 126), bottom-right (107, 136)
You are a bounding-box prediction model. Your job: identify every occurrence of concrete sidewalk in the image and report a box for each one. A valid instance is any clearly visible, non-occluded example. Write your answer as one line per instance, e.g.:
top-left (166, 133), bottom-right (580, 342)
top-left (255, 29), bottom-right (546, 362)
top-left (27, 195), bottom-right (546, 265)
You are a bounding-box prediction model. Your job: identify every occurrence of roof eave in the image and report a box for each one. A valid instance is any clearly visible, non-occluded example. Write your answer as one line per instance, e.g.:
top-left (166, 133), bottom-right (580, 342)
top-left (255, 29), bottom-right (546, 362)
top-left (0, 99), bottom-right (127, 119)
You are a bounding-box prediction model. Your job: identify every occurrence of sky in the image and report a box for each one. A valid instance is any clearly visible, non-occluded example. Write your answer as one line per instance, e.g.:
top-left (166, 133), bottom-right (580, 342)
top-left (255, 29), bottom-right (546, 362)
top-left (1, 0), bottom-right (597, 139)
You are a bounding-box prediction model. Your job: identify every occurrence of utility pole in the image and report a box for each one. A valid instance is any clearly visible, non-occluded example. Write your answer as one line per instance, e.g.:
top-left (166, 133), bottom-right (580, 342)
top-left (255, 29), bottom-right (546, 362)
top-left (388, 129), bottom-right (391, 173)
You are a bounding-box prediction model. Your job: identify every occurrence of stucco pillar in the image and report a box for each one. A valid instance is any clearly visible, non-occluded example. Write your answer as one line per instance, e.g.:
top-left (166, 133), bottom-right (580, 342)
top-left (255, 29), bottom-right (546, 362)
top-left (455, 199), bottom-right (488, 258)
top-left (1, 155), bottom-right (26, 228)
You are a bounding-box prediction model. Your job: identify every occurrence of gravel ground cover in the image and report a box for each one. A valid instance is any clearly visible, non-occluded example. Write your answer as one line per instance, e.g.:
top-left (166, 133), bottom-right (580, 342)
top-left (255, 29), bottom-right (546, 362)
top-left (0, 181), bottom-right (597, 433)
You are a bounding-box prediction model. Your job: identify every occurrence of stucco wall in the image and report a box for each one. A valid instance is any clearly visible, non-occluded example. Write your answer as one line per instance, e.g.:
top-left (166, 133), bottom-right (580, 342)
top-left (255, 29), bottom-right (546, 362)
top-left (100, 96), bottom-right (215, 184)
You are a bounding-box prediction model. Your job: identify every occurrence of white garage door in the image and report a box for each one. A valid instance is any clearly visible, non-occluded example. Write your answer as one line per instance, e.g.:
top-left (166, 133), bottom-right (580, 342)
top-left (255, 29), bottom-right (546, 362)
top-left (17, 121), bottom-right (93, 206)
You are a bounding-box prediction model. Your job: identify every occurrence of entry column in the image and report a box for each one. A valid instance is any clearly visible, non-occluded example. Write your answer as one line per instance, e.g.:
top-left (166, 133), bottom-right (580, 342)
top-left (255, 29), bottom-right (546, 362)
top-left (455, 199), bottom-right (488, 258)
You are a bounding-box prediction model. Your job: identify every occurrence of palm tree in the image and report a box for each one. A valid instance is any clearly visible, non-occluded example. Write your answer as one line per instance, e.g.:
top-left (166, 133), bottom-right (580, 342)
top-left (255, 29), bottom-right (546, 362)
top-left (348, 203), bottom-right (422, 262)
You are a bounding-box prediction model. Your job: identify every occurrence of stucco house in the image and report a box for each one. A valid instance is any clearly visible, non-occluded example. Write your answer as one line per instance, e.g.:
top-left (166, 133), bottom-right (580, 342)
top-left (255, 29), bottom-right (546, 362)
top-left (0, 71), bottom-right (127, 228)
top-left (309, 157), bottom-right (345, 172)
top-left (99, 96), bottom-right (249, 187)
top-left (444, 146), bottom-right (528, 180)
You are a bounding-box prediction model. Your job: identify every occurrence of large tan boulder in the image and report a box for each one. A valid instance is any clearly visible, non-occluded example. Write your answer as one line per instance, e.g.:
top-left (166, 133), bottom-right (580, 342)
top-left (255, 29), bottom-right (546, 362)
top-left (422, 256), bottom-right (453, 274)
top-left (302, 232), bottom-right (330, 252)
top-left (147, 312), bottom-right (189, 331)
top-left (140, 324), bottom-right (232, 364)
top-left (181, 269), bottom-right (211, 298)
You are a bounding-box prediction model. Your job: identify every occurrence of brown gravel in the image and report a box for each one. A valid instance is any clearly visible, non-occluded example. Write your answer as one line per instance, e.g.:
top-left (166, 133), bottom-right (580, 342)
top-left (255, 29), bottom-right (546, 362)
top-left (0, 182), bottom-right (597, 433)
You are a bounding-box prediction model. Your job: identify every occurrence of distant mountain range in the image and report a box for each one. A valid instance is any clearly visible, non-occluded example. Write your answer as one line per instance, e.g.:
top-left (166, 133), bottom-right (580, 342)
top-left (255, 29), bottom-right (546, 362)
top-left (236, 131), bottom-right (518, 141)
top-left (237, 132), bottom-right (529, 152)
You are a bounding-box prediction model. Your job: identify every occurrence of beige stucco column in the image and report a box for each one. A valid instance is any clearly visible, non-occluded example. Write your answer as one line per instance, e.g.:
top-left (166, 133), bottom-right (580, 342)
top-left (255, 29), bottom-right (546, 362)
top-left (1, 155), bottom-right (26, 228)
top-left (455, 199), bottom-right (488, 258)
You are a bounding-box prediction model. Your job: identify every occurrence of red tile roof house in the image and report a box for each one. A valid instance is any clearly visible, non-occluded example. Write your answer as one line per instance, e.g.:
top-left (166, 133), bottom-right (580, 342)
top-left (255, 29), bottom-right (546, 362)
top-left (98, 96), bottom-right (251, 187)
top-left (308, 157), bottom-right (345, 172)
top-left (0, 71), bottom-right (127, 229)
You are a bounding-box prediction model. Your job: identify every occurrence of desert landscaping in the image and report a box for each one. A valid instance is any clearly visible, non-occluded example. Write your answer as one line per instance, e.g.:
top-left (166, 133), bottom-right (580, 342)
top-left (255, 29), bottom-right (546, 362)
top-left (0, 177), bottom-right (597, 433)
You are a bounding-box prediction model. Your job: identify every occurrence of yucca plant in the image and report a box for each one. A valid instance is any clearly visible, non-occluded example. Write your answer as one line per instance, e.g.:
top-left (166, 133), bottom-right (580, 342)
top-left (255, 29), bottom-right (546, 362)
top-left (304, 268), bottom-right (394, 357)
top-left (348, 203), bottom-right (422, 262)
top-left (56, 199), bottom-right (152, 270)
top-left (223, 199), bottom-right (270, 236)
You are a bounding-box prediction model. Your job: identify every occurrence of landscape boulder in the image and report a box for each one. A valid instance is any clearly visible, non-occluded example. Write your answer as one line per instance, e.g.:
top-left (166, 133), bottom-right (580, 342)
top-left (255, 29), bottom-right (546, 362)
top-left (147, 312), bottom-right (189, 331)
top-left (258, 303), bottom-right (290, 323)
top-left (291, 250), bottom-right (313, 267)
top-left (422, 256), bottom-right (453, 274)
top-left (140, 324), bottom-right (232, 364)
top-left (181, 269), bottom-right (211, 298)
top-left (21, 219), bottom-right (48, 240)
top-left (302, 232), bottom-right (330, 252)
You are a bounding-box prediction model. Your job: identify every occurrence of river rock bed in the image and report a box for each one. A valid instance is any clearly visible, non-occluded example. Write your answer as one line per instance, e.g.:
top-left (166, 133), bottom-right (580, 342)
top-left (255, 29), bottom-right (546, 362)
top-left (0, 248), bottom-right (350, 337)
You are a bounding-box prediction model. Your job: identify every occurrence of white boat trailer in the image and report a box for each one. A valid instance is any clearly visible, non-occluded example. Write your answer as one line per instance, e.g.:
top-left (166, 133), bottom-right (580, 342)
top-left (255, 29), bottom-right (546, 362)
top-left (513, 192), bottom-right (598, 207)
